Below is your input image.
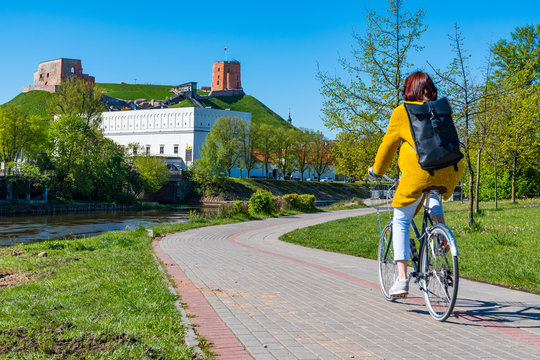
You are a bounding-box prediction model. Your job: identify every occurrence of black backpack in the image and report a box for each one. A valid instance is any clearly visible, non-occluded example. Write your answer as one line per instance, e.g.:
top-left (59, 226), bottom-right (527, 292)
top-left (403, 98), bottom-right (463, 175)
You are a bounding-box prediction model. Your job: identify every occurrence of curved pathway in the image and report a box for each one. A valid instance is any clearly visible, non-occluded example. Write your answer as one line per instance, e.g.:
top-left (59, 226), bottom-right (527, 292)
top-left (158, 209), bottom-right (540, 359)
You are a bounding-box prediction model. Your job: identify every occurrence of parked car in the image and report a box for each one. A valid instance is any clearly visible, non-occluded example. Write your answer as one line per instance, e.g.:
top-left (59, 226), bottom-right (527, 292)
top-left (321, 177), bottom-right (334, 182)
top-left (306, 177), bottom-right (318, 181)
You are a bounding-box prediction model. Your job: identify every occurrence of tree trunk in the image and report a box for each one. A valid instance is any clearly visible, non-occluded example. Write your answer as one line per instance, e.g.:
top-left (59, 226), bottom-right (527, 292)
top-left (511, 153), bottom-right (517, 203)
top-left (464, 152), bottom-right (475, 226)
top-left (264, 161), bottom-right (269, 179)
top-left (493, 157), bottom-right (498, 209)
top-left (474, 148), bottom-right (482, 213)
top-left (227, 168), bottom-right (231, 177)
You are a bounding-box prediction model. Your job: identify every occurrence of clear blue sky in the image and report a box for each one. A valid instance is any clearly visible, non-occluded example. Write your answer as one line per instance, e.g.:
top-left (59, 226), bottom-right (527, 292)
top-left (1, 0), bottom-right (538, 138)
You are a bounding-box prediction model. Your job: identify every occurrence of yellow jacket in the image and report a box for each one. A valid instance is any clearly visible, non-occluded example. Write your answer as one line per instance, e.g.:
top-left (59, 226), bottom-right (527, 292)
top-left (372, 102), bottom-right (464, 208)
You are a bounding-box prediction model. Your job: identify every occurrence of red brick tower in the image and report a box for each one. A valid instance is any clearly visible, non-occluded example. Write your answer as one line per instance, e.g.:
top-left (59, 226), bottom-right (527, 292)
top-left (211, 61), bottom-right (243, 93)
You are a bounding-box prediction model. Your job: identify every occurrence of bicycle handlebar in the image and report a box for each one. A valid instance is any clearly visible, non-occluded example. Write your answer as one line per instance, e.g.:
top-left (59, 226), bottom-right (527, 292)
top-left (365, 169), bottom-right (399, 183)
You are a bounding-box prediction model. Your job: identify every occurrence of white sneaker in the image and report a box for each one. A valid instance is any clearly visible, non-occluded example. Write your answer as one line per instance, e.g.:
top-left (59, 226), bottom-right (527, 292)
top-left (389, 279), bottom-right (409, 297)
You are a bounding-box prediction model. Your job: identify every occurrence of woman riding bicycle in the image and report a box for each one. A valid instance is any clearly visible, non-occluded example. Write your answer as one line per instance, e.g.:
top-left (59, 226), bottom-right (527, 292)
top-left (368, 71), bottom-right (463, 297)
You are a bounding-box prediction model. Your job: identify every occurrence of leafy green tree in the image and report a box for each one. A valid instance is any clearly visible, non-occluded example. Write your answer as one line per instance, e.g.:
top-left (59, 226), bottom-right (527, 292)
top-left (273, 127), bottom-right (298, 179)
top-left (48, 115), bottom-right (136, 201)
top-left (492, 24), bottom-right (540, 85)
top-left (48, 76), bottom-right (106, 127)
top-left (132, 155), bottom-right (169, 195)
top-left (332, 131), bottom-right (383, 181)
top-left (318, 0), bottom-right (425, 139)
top-left (309, 131), bottom-right (334, 181)
top-left (239, 120), bottom-right (261, 178)
top-left (258, 124), bottom-right (275, 178)
top-left (191, 136), bottom-right (223, 193)
top-left (0, 106), bottom-right (46, 167)
top-left (491, 24), bottom-right (540, 202)
top-left (48, 115), bottom-right (96, 199)
top-left (207, 117), bottom-right (244, 177)
top-left (293, 130), bottom-right (312, 181)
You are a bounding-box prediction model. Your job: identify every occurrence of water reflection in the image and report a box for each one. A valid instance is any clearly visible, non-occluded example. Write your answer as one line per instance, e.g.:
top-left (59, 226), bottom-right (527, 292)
top-left (0, 207), bottom-right (216, 246)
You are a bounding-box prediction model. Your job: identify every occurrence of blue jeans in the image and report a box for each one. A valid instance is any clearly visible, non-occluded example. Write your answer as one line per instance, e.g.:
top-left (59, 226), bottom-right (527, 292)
top-left (392, 195), bottom-right (443, 261)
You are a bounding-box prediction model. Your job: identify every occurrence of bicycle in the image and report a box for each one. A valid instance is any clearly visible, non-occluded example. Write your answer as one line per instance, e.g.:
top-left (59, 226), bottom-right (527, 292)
top-left (367, 174), bottom-right (459, 321)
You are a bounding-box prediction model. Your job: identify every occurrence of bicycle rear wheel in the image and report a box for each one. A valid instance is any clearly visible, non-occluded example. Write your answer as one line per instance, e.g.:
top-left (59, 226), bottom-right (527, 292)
top-left (378, 222), bottom-right (397, 301)
top-left (420, 225), bottom-right (459, 321)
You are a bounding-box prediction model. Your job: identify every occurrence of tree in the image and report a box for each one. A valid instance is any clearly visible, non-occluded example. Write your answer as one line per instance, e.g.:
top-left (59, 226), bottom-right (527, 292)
top-left (132, 155), bottom-right (169, 195)
top-left (492, 24), bottom-right (540, 85)
top-left (332, 130), bottom-right (383, 181)
top-left (48, 76), bottom-right (106, 127)
top-left (293, 130), bottom-right (312, 181)
top-left (430, 24), bottom-right (482, 226)
top-left (48, 115), bottom-right (137, 201)
top-left (206, 117), bottom-right (244, 177)
top-left (239, 120), bottom-right (261, 178)
top-left (470, 48), bottom-right (495, 214)
top-left (318, 0), bottom-right (426, 175)
top-left (258, 124), bottom-right (275, 178)
top-left (491, 24), bottom-right (540, 202)
top-left (310, 131), bottom-right (334, 181)
top-left (48, 115), bottom-right (96, 199)
top-left (273, 127), bottom-right (298, 179)
top-left (191, 136), bottom-right (223, 192)
top-left (0, 106), bottom-right (46, 167)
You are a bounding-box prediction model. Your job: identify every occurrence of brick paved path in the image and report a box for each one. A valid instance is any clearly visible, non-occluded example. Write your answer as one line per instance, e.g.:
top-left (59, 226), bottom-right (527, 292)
top-left (159, 209), bottom-right (540, 359)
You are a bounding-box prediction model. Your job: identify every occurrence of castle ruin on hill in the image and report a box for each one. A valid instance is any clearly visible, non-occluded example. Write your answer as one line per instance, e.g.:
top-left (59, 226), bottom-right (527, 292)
top-left (21, 57), bottom-right (244, 110)
top-left (22, 58), bottom-right (95, 93)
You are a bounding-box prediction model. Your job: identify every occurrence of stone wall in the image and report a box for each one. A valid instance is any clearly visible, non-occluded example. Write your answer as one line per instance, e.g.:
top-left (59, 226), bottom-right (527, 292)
top-left (22, 58), bottom-right (95, 93)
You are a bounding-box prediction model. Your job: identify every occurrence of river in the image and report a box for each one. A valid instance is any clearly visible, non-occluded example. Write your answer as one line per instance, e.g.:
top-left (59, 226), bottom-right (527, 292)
top-left (0, 207), bottom-right (216, 246)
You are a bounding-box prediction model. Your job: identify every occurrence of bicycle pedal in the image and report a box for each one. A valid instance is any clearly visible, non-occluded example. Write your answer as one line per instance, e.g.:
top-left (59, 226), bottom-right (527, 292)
top-left (391, 293), bottom-right (408, 298)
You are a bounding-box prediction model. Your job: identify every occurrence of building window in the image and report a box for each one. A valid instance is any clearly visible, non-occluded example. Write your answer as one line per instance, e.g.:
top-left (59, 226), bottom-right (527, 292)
top-left (227, 68), bottom-right (230, 73)
top-left (217, 81), bottom-right (220, 85)
top-left (218, 75), bottom-right (220, 79)
top-left (174, 145), bottom-right (179, 154)
top-left (160, 145), bottom-right (164, 154)
top-left (146, 145), bottom-right (150, 154)
top-left (46, 73), bottom-right (50, 78)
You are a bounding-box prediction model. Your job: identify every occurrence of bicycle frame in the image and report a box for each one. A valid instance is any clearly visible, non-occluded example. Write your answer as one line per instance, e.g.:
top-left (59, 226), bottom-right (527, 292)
top-left (408, 200), bottom-right (433, 278)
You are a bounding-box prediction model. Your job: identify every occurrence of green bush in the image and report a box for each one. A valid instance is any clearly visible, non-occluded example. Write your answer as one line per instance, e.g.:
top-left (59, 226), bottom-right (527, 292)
top-left (248, 190), bottom-right (276, 216)
top-left (282, 193), bottom-right (316, 212)
top-left (219, 200), bottom-right (249, 217)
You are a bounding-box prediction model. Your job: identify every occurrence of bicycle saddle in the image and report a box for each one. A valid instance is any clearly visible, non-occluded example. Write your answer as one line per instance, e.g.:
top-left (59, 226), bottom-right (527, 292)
top-left (423, 186), bottom-right (447, 194)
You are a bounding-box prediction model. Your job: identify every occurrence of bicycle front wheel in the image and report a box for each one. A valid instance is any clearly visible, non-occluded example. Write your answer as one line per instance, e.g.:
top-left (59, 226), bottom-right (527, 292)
top-left (421, 225), bottom-right (459, 321)
top-left (378, 222), bottom-right (397, 301)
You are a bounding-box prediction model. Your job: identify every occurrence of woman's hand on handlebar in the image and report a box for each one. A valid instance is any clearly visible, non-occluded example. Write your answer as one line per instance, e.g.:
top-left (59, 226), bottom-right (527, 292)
top-left (368, 167), bottom-right (382, 180)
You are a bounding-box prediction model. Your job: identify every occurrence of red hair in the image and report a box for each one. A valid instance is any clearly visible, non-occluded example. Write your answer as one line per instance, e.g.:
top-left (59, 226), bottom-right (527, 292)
top-left (402, 71), bottom-right (438, 102)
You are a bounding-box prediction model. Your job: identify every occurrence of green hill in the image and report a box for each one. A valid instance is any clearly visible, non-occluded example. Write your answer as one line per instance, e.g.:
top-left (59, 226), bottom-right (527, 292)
top-left (171, 95), bottom-right (292, 128)
top-left (2, 83), bottom-right (292, 128)
top-left (95, 83), bottom-right (174, 100)
top-left (3, 90), bottom-right (54, 118)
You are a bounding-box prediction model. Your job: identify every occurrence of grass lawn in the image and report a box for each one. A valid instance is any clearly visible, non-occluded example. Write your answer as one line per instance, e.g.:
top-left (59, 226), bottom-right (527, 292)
top-left (282, 198), bottom-right (540, 294)
top-left (95, 83), bottom-right (175, 101)
top-left (0, 215), bottom-right (251, 359)
top-left (199, 95), bottom-right (291, 128)
top-left (2, 91), bottom-right (54, 119)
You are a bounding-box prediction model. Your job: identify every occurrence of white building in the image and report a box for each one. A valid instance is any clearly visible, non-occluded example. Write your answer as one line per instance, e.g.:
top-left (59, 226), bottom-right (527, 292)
top-left (101, 107), bottom-right (251, 169)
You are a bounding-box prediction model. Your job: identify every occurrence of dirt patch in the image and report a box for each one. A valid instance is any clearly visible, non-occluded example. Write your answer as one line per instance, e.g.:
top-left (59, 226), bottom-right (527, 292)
top-left (0, 271), bottom-right (29, 287)
top-left (9, 249), bottom-right (25, 257)
top-left (0, 322), bottom-right (165, 359)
